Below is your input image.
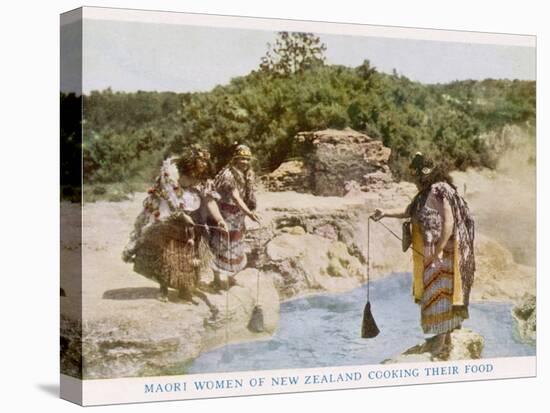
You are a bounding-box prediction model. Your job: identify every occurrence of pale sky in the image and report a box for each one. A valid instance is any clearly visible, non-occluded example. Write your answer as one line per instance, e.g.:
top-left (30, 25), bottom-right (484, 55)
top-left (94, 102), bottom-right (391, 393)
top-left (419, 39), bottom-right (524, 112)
top-left (61, 18), bottom-right (536, 94)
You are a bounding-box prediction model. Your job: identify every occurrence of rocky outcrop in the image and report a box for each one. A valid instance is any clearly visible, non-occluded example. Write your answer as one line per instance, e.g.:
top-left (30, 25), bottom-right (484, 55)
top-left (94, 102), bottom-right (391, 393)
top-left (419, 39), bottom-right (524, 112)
top-left (262, 160), bottom-right (308, 193)
top-left (362, 170), bottom-right (395, 192)
top-left (298, 128), bottom-right (392, 196)
top-left (246, 186), bottom-right (417, 301)
top-left (383, 328), bottom-right (484, 363)
top-left (265, 128), bottom-right (393, 196)
top-left (512, 293), bottom-right (536, 344)
top-left (265, 233), bottom-right (364, 300)
top-left (74, 269), bottom-right (279, 379)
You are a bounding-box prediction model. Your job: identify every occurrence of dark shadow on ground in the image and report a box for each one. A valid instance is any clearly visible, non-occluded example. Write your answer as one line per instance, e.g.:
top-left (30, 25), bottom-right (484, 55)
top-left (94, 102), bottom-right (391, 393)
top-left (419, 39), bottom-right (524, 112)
top-left (102, 287), bottom-right (159, 300)
top-left (102, 287), bottom-right (199, 304)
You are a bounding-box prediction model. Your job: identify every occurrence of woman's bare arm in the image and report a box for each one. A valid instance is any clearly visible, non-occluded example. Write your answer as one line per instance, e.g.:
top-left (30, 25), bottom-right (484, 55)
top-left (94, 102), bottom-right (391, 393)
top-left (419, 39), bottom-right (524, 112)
top-left (372, 207), bottom-right (410, 221)
top-left (205, 198), bottom-right (228, 232)
top-left (433, 197), bottom-right (454, 259)
top-left (231, 189), bottom-right (260, 223)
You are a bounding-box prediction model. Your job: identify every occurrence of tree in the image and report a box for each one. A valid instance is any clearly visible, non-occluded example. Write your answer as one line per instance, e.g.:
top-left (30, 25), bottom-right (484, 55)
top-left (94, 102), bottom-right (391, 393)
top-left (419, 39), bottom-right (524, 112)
top-left (259, 32), bottom-right (327, 76)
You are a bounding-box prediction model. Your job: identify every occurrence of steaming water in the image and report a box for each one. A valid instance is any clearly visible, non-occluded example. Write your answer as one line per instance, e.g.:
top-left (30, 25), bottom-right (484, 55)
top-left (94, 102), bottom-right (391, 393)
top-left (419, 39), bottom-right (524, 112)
top-left (188, 273), bottom-right (535, 374)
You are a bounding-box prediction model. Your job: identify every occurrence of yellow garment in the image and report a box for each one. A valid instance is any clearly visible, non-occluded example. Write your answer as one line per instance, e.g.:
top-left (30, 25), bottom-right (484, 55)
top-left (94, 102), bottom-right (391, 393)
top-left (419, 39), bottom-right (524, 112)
top-left (411, 222), bottom-right (463, 305)
top-left (452, 235), bottom-right (464, 305)
top-left (411, 223), bottom-right (424, 303)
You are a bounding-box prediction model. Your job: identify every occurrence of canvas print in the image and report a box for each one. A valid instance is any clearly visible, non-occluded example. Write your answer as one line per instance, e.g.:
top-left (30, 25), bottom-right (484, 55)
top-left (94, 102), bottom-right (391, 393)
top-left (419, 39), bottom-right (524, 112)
top-left (60, 7), bottom-right (536, 406)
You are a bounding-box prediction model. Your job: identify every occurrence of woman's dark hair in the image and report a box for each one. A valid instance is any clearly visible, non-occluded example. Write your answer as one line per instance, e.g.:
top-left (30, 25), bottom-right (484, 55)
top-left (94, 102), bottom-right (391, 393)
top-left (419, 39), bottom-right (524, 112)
top-left (174, 146), bottom-right (213, 179)
top-left (408, 160), bottom-right (457, 216)
top-left (418, 165), bottom-right (456, 189)
top-left (409, 152), bottom-right (456, 189)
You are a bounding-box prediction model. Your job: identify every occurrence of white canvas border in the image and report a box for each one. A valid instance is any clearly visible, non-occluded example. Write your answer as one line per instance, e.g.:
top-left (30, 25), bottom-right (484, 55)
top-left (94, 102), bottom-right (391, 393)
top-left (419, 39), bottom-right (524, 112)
top-left (66, 356), bottom-right (536, 406)
top-left (80, 6), bottom-right (535, 48)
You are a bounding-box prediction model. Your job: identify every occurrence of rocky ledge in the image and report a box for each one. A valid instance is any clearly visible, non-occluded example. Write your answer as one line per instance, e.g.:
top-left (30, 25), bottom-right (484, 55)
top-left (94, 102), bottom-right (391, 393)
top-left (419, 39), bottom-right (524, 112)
top-left (512, 293), bottom-right (536, 345)
top-left (62, 267), bottom-right (279, 379)
top-left (383, 328), bottom-right (484, 364)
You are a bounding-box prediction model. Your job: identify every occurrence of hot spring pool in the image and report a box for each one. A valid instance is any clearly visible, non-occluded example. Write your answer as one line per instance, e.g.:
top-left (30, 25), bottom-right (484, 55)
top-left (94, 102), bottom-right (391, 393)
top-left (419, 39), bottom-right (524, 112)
top-left (188, 273), bottom-right (535, 374)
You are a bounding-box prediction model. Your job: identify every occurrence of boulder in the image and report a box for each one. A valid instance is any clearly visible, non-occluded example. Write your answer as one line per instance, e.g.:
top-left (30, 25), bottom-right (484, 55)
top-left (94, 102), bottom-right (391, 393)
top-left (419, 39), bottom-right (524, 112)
top-left (512, 293), bottom-right (536, 344)
top-left (383, 328), bottom-right (484, 364)
top-left (263, 160), bottom-right (309, 193)
top-left (362, 170), bottom-right (394, 192)
top-left (343, 180), bottom-right (363, 197)
top-left (296, 128), bottom-right (392, 196)
top-left (265, 233), bottom-right (365, 299)
top-left (264, 128), bottom-right (394, 196)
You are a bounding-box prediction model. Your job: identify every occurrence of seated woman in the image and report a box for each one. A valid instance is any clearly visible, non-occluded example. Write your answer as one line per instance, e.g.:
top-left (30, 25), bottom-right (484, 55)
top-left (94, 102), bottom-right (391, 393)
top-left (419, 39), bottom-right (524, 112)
top-left (122, 146), bottom-right (228, 302)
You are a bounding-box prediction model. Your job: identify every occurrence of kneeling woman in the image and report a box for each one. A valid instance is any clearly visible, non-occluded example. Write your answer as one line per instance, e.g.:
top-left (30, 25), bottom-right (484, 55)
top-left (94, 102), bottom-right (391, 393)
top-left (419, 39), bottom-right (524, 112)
top-left (372, 153), bottom-right (475, 355)
top-left (123, 146), bottom-right (228, 302)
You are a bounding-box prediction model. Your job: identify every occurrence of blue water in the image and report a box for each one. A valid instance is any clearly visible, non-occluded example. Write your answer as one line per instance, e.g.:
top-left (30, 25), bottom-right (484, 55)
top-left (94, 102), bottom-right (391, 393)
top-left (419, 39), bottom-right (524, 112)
top-left (188, 273), bottom-right (535, 374)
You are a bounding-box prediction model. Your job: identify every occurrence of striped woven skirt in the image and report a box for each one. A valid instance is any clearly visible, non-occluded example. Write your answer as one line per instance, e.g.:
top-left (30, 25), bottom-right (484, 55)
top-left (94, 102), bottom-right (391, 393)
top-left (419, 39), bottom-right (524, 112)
top-left (421, 243), bottom-right (468, 335)
top-left (209, 202), bottom-right (247, 274)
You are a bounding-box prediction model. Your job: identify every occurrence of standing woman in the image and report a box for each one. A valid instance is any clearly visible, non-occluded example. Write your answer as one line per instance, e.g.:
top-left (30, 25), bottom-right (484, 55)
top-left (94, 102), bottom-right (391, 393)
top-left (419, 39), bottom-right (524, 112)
top-left (209, 144), bottom-right (261, 290)
top-left (123, 146), bottom-right (228, 302)
top-left (372, 153), bottom-right (475, 355)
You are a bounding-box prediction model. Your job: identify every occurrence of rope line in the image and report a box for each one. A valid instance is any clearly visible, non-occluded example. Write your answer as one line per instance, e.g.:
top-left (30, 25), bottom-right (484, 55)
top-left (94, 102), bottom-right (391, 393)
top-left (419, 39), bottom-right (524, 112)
top-left (374, 218), bottom-right (425, 257)
top-left (256, 233), bottom-right (261, 305)
top-left (367, 217), bottom-right (371, 302)
top-left (225, 230), bottom-right (231, 347)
